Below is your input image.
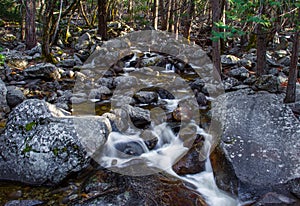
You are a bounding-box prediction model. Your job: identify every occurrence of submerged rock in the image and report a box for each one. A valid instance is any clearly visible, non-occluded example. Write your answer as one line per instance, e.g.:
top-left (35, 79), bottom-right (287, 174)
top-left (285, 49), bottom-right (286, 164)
top-left (211, 89), bottom-right (300, 204)
top-left (0, 99), bottom-right (111, 185)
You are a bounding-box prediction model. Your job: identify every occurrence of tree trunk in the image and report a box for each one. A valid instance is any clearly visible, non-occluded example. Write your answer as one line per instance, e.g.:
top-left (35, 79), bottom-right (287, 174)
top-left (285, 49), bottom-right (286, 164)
top-left (211, 0), bottom-right (223, 76)
top-left (153, 0), bottom-right (159, 30)
top-left (25, 0), bottom-right (37, 49)
top-left (256, 23), bottom-right (267, 76)
top-left (168, 0), bottom-right (175, 32)
top-left (284, 13), bottom-right (300, 103)
top-left (183, 0), bottom-right (195, 41)
top-left (159, 0), bottom-right (166, 30)
top-left (174, 0), bottom-right (181, 36)
top-left (256, 3), bottom-right (267, 76)
top-left (162, 0), bottom-right (171, 31)
top-left (41, 0), bottom-right (56, 63)
top-left (80, 0), bottom-right (91, 27)
top-left (128, 0), bottom-right (133, 23)
top-left (98, 0), bottom-right (108, 40)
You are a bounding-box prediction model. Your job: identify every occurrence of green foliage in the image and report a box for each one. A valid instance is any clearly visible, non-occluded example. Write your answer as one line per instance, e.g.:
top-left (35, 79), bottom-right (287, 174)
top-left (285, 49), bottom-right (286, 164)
top-left (0, 0), bottom-right (21, 22)
top-left (212, 0), bottom-right (299, 41)
top-left (0, 47), bottom-right (5, 66)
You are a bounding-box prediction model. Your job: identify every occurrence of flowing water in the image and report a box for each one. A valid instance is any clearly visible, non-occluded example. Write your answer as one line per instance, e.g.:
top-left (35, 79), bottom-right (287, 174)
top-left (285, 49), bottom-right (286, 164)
top-left (98, 121), bottom-right (238, 205)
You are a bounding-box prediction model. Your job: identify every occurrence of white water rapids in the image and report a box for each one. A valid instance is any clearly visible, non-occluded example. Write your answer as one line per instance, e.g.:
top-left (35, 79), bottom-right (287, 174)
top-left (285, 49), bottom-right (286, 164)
top-left (98, 121), bottom-right (239, 206)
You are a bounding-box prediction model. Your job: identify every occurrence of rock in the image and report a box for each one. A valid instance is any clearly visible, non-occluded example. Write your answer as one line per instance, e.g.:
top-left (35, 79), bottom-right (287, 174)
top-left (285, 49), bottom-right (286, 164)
top-left (0, 99), bottom-right (111, 185)
top-left (97, 77), bottom-right (115, 89)
top-left (4, 200), bottom-right (44, 206)
top-left (133, 91), bottom-right (158, 104)
top-left (254, 192), bottom-right (296, 206)
top-left (222, 77), bottom-right (241, 91)
top-left (73, 169), bottom-right (207, 206)
top-left (6, 86), bottom-right (25, 108)
top-left (278, 56), bottom-right (291, 67)
top-left (140, 129), bottom-right (159, 150)
top-left (0, 78), bottom-right (9, 113)
top-left (254, 75), bottom-right (280, 93)
top-left (211, 90), bottom-right (300, 203)
top-left (78, 32), bottom-right (92, 43)
top-left (114, 76), bottom-right (138, 88)
top-left (173, 132), bottom-right (206, 175)
top-left (25, 44), bottom-right (42, 56)
top-left (221, 55), bottom-right (240, 66)
top-left (227, 66), bottom-right (249, 81)
top-left (195, 91), bottom-right (208, 107)
top-left (238, 58), bottom-right (253, 69)
top-left (123, 105), bottom-right (151, 129)
top-left (5, 51), bottom-right (28, 69)
top-left (189, 78), bottom-right (206, 91)
top-left (88, 86), bottom-right (112, 100)
top-left (57, 59), bottom-right (76, 68)
top-left (24, 63), bottom-right (61, 80)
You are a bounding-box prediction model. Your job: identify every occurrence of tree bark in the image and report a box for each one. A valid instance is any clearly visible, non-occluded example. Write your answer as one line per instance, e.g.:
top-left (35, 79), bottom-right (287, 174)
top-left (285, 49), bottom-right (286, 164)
top-left (256, 3), bottom-right (267, 76)
top-left (25, 0), bottom-right (37, 49)
top-left (211, 0), bottom-right (223, 76)
top-left (153, 0), bottom-right (159, 30)
top-left (284, 17), bottom-right (299, 103)
top-left (183, 0), bottom-right (195, 41)
top-left (98, 0), bottom-right (108, 40)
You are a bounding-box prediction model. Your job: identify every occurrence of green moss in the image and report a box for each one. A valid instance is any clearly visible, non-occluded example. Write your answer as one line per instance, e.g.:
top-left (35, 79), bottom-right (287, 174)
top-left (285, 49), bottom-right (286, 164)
top-left (52, 148), bottom-right (59, 156)
top-left (22, 144), bottom-right (32, 154)
top-left (25, 122), bottom-right (36, 132)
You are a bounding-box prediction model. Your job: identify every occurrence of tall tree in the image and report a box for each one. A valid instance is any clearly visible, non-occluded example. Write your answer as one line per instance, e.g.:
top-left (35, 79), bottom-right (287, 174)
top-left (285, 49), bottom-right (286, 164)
top-left (25, 0), bottom-right (37, 49)
top-left (284, 7), bottom-right (300, 103)
top-left (98, 0), bottom-right (108, 40)
top-left (183, 0), bottom-right (195, 41)
top-left (153, 0), bottom-right (159, 30)
top-left (211, 0), bottom-right (224, 76)
top-left (255, 2), bottom-right (267, 76)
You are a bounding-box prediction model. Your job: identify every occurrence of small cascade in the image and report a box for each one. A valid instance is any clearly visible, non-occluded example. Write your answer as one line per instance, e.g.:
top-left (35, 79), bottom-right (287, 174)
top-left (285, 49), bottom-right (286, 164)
top-left (98, 122), bottom-right (238, 205)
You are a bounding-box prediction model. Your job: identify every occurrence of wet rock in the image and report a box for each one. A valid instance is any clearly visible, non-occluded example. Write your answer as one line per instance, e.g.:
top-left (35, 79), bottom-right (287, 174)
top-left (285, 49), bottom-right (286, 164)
top-left (227, 66), bottom-right (249, 81)
top-left (4, 200), bottom-right (44, 206)
top-left (6, 86), bottom-right (25, 108)
top-left (173, 134), bottom-right (206, 175)
top-left (211, 89), bottom-right (300, 203)
top-left (123, 105), bottom-right (151, 129)
top-left (0, 99), bottom-right (111, 185)
top-left (254, 192), bottom-right (296, 206)
top-left (74, 169), bottom-right (207, 206)
top-left (134, 91), bottom-right (158, 104)
top-left (140, 129), bottom-right (159, 150)
top-left (195, 91), bottom-right (208, 107)
top-left (221, 55), bottom-right (240, 66)
top-left (254, 75), bottom-right (280, 93)
top-left (114, 141), bottom-right (146, 156)
top-left (24, 63), bottom-right (61, 80)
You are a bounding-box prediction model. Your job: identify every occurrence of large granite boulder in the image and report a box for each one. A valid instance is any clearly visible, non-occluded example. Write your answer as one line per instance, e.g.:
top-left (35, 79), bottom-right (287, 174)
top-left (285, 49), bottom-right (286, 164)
top-left (211, 89), bottom-right (300, 204)
top-left (0, 99), bottom-right (111, 185)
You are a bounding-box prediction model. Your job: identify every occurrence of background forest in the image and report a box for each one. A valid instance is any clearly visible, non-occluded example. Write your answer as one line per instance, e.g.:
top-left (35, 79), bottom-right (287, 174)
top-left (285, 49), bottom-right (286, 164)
top-left (0, 0), bottom-right (299, 103)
